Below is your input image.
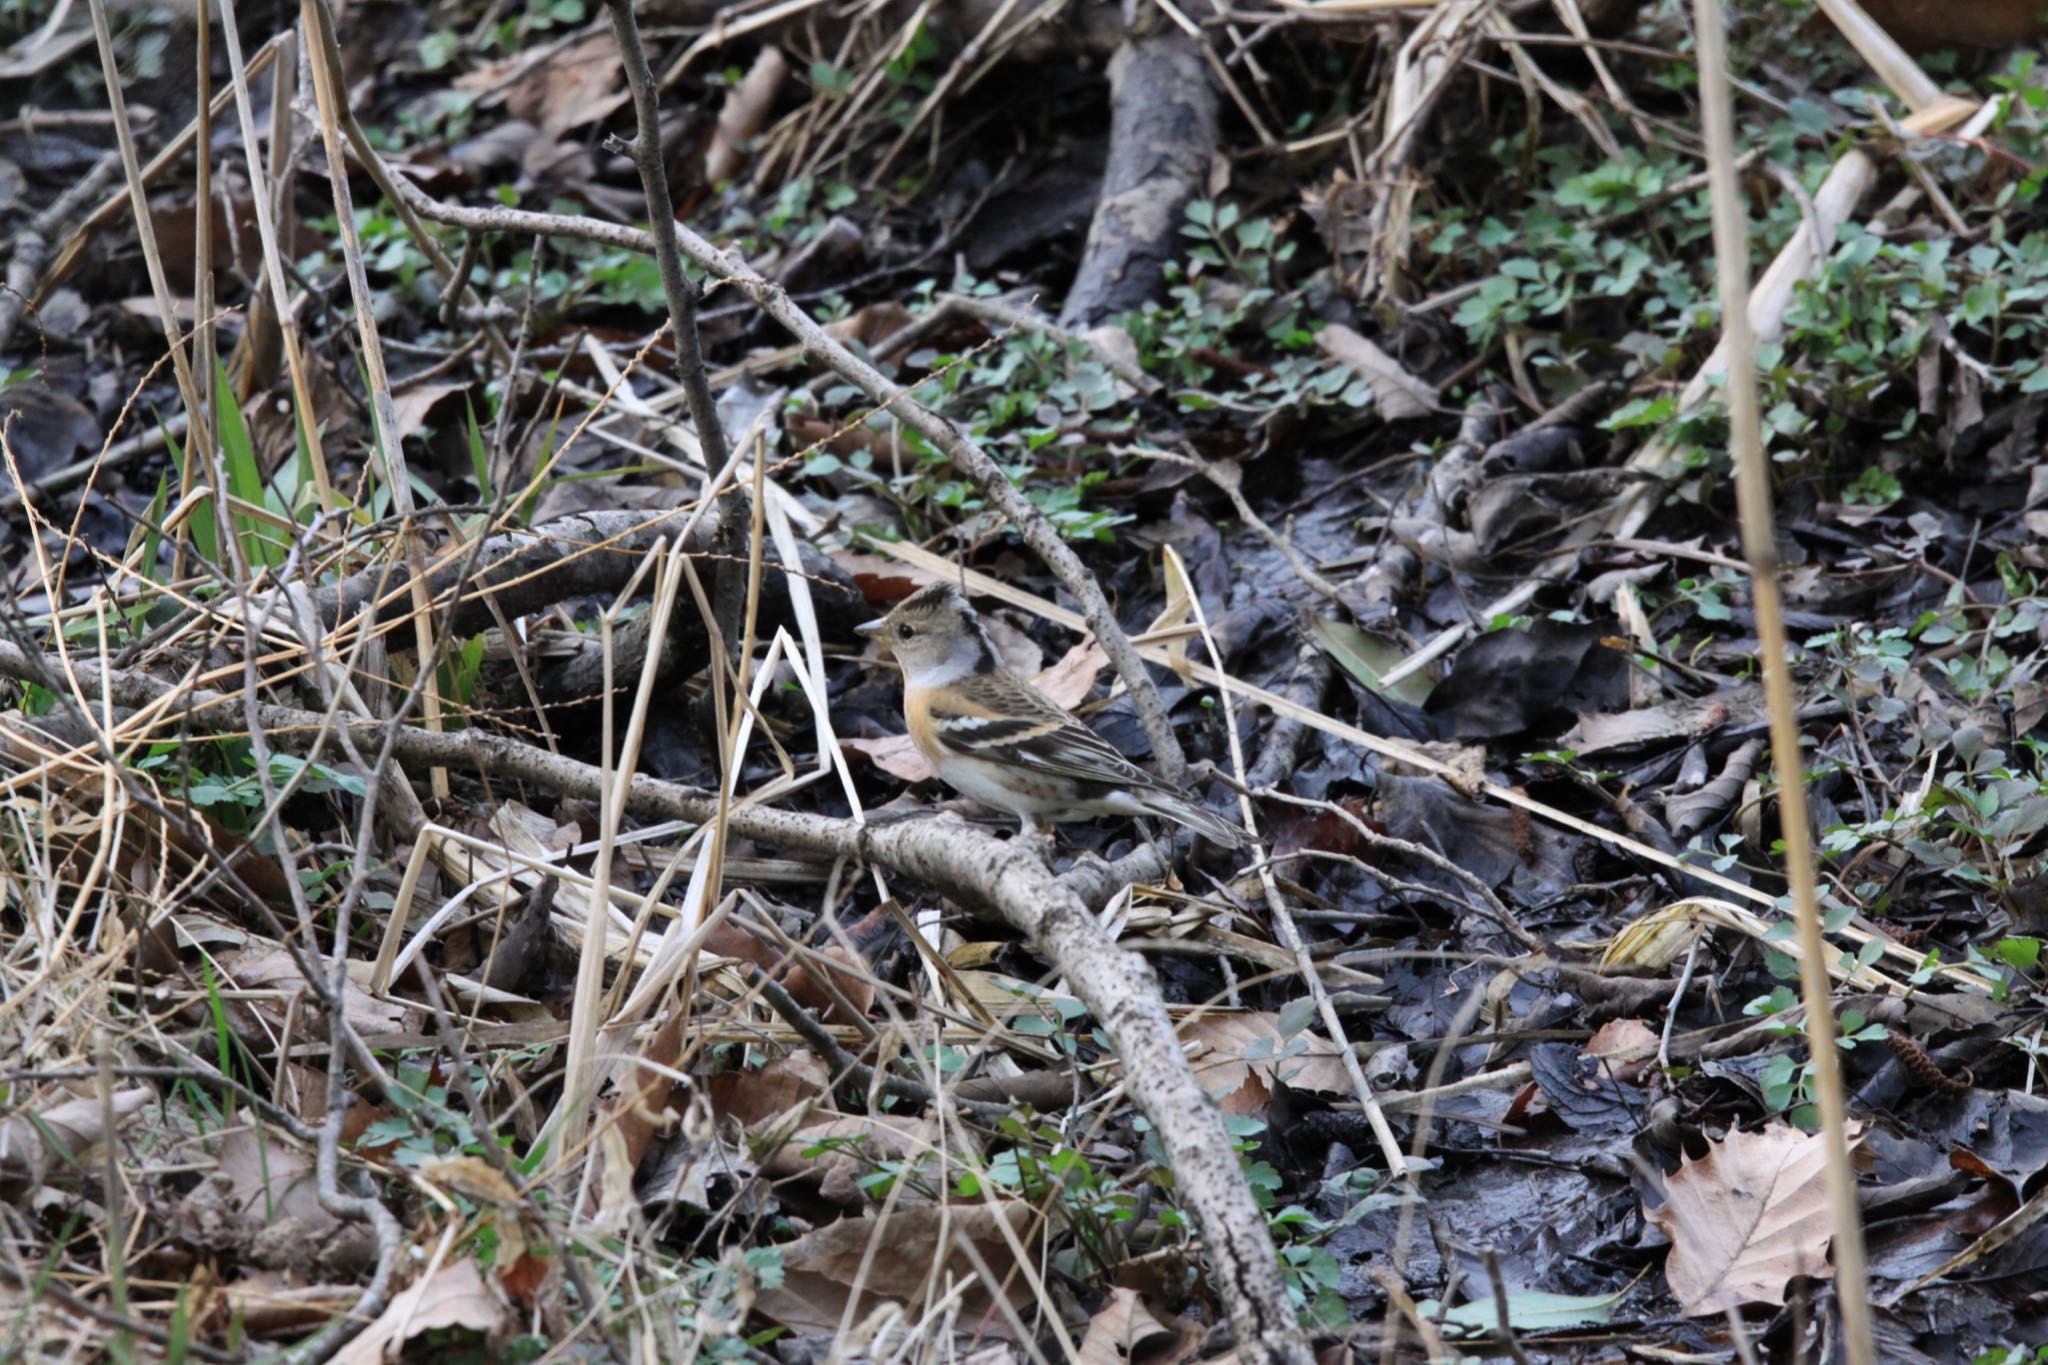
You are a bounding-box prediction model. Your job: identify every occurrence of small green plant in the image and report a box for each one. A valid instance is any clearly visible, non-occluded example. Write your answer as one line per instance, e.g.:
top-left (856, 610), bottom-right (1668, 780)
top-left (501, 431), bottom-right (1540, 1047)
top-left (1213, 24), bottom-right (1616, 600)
top-left (1746, 915), bottom-right (1887, 1129)
top-left (1973, 1345), bottom-right (2048, 1365)
top-left (356, 1059), bottom-right (500, 1168)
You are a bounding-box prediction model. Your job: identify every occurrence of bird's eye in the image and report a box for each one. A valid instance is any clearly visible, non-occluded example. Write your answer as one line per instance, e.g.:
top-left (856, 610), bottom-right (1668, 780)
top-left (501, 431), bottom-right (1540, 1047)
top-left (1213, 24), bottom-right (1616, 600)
top-left (896, 623), bottom-right (915, 641)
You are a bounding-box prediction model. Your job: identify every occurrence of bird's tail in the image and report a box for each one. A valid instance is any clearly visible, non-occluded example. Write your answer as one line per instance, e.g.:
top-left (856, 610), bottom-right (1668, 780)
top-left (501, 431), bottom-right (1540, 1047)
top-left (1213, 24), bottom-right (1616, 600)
top-left (1142, 790), bottom-right (1253, 849)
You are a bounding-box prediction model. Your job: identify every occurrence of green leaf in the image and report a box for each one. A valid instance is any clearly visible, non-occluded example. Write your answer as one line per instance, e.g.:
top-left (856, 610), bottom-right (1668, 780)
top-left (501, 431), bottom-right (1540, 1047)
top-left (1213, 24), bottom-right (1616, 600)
top-left (1305, 614), bottom-right (1436, 707)
top-left (159, 416), bottom-right (219, 569)
top-left (1276, 995), bottom-right (1319, 1039)
top-left (137, 469), bottom-right (170, 587)
top-left (1995, 937), bottom-right (2041, 972)
top-left (464, 396), bottom-right (492, 502)
top-left (418, 31), bottom-right (459, 70)
top-left (214, 359), bottom-right (284, 568)
top-left (1413, 1284), bottom-right (1630, 1337)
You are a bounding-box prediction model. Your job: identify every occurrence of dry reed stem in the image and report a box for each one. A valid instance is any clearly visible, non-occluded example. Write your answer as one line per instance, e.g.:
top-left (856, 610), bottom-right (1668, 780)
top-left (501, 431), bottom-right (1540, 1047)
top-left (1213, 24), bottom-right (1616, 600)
top-left (211, 3), bottom-right (333, 509)
top-left (1691, 0), bottom-right (1874, 1359)
top-left (299, 0), bottom-right (451, 801)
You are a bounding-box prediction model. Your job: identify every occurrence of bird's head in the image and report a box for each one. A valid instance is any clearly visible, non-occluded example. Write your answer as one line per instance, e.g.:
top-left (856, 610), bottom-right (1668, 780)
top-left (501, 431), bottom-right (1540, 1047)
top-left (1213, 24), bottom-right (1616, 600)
top-left (855, 581), bottom-right (991, 685)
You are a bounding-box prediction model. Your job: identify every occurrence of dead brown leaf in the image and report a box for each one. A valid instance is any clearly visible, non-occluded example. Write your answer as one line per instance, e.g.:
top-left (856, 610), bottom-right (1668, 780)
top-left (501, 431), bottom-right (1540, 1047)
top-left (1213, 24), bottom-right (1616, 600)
top-left (1034, 639), bottom-right (1110, 709)
top-left (1561, 685), bottom-right (1765, 756)
top-left (1585, 1018), bottom-right (1659, 1084)
top-left (1315, 323), bottom-right (1439, 420)
top-left (760, 1114), bottom-right (939, 1206)
top-left (699, 915), bottom-right (877, 1027)
top-left (753, 1201), bottom-right (1040, 1336)
top-left (388, 381), bottom-right (467, 445)
top-left (1180, 1012), bottom-right (1349, 1116)
top-left (1647, 1121), bottom-right (1863, 1315)
top-left (590, 1000), bottom-right (689, 1203)
top-left (0, 1088), bottom-right (151, 1188)
top-left (839, 733), bottom-right (937, 782)
top-left (419, 1156), bottom-right (544, 1301)
top-left (707, 1050), bottom-right (832, 1127)
top-left (224, 947), bottom-right (410, 1040)
top-left (703, 47), bottom-right (787, 185)
top-left (834, 552), bottom-right (944, 604)
top-left (211, 1125), bottom-right (377, 1275)
top-left (331, 1258), bottom-right (508, 1364)
top-left (1076, 1287), bottom-right (1199, 1365)
top-left (213, 1274), bottom-right (357, 1337)
top-left (455, 31), bottom-right (627, 137)
top-left (825, 301), bottom-right (914, 349)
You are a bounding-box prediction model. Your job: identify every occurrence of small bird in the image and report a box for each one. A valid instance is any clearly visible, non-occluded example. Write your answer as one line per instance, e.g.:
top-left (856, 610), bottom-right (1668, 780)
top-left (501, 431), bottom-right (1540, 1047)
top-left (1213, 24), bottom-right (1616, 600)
top-left (855, 582), bottom-right (1250, 848)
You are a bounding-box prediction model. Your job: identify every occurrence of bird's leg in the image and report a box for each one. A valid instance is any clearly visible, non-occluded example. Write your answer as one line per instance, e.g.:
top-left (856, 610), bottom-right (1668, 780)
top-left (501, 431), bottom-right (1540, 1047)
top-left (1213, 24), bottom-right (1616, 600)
top-left (1017, 815), bottom-right (1057, 861)
top-left (1137, 818), bottom-right (1178, 867)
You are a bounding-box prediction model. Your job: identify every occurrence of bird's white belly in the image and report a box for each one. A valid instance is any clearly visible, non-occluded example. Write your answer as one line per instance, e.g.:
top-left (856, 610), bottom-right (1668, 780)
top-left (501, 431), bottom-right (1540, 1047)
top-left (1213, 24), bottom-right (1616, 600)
top-left (932, 754), bottom-right (1050, 816)
top-left (930, 753), bottom-right (1147, 821)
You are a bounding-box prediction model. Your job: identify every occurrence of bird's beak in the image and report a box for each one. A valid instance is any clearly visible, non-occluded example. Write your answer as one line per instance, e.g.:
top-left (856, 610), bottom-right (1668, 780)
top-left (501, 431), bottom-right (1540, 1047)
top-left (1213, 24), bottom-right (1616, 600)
top-left (855, 618), bottom-right (885, 640)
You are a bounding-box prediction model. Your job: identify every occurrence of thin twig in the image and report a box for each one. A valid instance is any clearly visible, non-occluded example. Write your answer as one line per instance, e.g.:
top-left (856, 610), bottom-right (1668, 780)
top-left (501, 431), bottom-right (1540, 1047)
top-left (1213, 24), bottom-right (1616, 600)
top-left (1482, 1247), bottom-right (1536, 1365)
top-left (601, 0), bottom-right (731, 475)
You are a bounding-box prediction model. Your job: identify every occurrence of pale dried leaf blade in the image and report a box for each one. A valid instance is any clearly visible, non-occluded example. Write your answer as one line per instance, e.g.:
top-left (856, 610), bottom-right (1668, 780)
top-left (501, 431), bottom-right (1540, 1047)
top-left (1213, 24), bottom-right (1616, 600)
top-left (331, 1258), bottom-right (507, 1365)
top-left (839, 733), bottom-right (936, 783)
top-left (226, 947), bottom-right (409, 1035)
top-left (1647, 1121), bottom-right (1864, 1315)
top-left (1076, 1286), bottom-right (1185, 1365)
top-left (1150, 545), bottom-right (1196, 681)
top-left (0, 1089), bottom-right (151, 1183)
top-left (1034, 639), bottom-right (1110, 709)
top-left (1315, 323), bottom-right (1439, 420)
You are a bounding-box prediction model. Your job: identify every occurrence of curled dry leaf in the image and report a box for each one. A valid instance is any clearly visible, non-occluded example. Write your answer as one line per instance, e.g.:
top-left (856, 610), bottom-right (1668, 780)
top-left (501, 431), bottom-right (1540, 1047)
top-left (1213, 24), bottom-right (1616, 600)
top-left (1076, 1286), bottom-right (1197, 1365)
top-left (214, 1274), bottom-right (357, 1338)
top-left (589, 1001), bottom-right (690, 1204)
top-left (453, 31), bottom-right (627, 136)
top-left (706, 1050), bottom-right (832, 1128)
top-left (836, 732), bottom-right (936, 783)
top-left (1560, 684), bottom-right (1764, 756)
top-left (1665, 737), bottom-right (1766, 841)
top-left (225, 946), bottom-right (410, 1040)
top-left (1180, 1011), bottom-right (1350, 1117)
top-left (1585, 1018), bottom-right (1660, 1085)
top-left (830, 551), bottom-right (942, 605)
top-left (0, 1088), bottom-right (151, 1187)
top-left (211, 1125), bottom-right (378, 1276)
top-left (703, 47), bottom-right (788, 186)
top-left (753, 1200), bottom-right (1041, 1337)
top-left (1647, 1121), bottom-right (1864, 1315)
top-left (1315, 323), bottom-right (1439, 420)
top-left (700, 909), bottom-right (879, 1027)
top-left (331, 1258), bottom-right (508, 1365)
top-left (419, 1156), bottom-right (546, 1301)
top-left (823, 300), bottom-right (914, 348)
top-left (1599, 900), bottom-right (1712, 973)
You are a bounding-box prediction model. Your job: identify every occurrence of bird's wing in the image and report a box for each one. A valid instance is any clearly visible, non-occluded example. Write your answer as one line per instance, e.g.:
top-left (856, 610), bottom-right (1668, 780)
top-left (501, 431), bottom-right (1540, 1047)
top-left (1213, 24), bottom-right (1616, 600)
top-left (924, 670), bottom-right (1169, 794)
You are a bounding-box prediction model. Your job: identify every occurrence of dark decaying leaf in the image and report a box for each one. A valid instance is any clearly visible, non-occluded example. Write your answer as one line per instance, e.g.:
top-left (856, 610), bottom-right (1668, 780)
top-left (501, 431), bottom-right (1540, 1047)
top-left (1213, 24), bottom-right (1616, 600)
top-left (1528, 1041), bottom-right (1652, 1136)
top-left (1424, 622), bottom-right (1629, 740)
